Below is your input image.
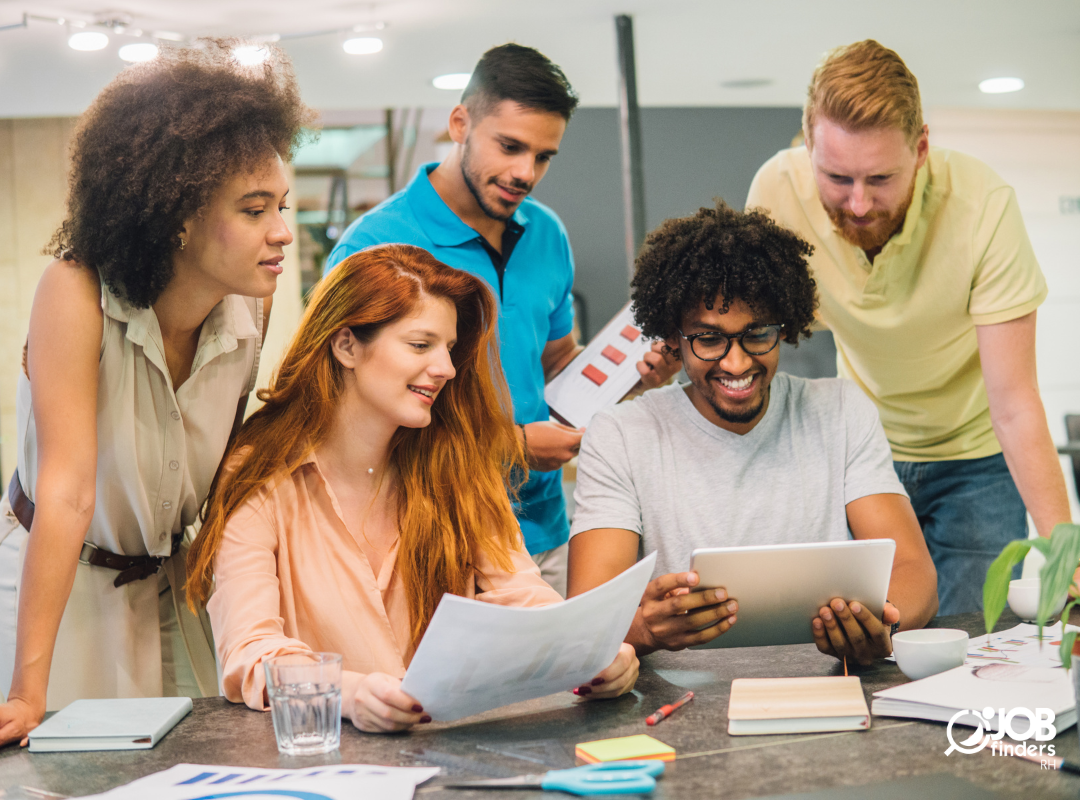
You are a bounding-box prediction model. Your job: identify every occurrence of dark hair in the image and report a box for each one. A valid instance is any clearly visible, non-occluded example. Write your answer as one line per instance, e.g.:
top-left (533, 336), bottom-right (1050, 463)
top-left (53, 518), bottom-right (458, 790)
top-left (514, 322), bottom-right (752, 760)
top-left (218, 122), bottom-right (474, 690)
top-left (49, 39), bottom-right (316, 308)
top-left (461, 43), bottom-right (579, 121)
top-left (630, 200), bottom-right (818, 357)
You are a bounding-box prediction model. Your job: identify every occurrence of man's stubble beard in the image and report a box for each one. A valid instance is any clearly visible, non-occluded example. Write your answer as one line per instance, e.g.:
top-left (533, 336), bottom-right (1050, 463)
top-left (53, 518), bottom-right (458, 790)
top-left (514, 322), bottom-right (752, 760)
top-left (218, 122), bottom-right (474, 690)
top-left (825, 173), bottom-right (917, 252)
top-left (461, 139), bottom-right (520, 223)
top-left (699, 373), bottom-right (769, 425)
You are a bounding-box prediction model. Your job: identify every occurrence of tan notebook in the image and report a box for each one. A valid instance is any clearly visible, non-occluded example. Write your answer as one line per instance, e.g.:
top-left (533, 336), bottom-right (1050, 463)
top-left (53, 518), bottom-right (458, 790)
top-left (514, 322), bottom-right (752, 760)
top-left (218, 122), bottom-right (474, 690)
top-left (727, 676), bottom-right (870, 735)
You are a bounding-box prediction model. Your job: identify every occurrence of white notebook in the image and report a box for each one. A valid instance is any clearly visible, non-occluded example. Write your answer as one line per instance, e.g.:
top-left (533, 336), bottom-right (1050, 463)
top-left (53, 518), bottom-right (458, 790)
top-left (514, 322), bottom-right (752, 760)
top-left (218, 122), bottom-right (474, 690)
top-left (29, 697), bottom-right (192, 752)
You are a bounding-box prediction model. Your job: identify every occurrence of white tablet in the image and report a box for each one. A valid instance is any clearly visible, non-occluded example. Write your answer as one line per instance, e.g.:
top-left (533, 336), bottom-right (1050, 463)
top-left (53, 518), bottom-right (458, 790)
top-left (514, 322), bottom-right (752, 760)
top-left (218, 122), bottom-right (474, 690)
top-left (687, 539), bottom-right (895, 650)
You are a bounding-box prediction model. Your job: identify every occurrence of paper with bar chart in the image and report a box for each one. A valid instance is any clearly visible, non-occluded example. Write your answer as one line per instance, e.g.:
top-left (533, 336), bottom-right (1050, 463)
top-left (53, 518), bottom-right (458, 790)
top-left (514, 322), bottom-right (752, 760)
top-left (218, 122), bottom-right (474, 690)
top-left (400, 552), bottom-right (656, 721)
top-left (544, 302), bottom-right (656, 429)
top-left (78, 763), bottom-right (440, 800)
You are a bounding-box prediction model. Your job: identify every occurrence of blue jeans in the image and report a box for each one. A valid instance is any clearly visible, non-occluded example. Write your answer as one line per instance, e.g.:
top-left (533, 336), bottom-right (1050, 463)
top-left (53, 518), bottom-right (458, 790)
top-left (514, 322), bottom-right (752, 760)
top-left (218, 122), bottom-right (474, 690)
top-left (893, 453), bottom-right (1027, 616)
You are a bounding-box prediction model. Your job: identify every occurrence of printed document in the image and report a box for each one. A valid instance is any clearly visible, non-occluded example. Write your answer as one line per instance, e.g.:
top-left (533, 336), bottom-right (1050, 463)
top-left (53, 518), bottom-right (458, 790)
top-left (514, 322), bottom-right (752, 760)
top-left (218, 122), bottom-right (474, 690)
top-left (401, 552), bottom-right (657, 721)
top-left (78, 763), bottom-right (439, 800)
top-left (964, 622), bottom-right (1080, 668)
top-left (544, 302), bottom-right (656, 429)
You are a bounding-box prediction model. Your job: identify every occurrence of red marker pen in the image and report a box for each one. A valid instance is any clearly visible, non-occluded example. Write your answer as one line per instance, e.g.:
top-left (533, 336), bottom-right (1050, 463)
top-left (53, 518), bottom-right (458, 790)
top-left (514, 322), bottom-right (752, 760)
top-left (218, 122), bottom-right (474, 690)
top-left (646, 690), bottom-right (694, 725)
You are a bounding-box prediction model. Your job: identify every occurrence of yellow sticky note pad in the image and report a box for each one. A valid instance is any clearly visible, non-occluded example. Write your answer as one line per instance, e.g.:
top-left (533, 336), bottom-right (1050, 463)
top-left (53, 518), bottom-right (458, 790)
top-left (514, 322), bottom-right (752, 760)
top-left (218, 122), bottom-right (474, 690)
top-left (575, 734), bottom-right (676, 763)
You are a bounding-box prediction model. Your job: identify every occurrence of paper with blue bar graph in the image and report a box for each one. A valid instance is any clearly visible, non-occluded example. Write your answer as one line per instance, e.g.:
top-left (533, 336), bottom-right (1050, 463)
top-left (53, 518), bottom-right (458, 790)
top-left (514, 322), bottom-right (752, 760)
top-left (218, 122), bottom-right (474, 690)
top-left (400, 552), bottom-right (656, 722)
top-left (77, 763), bottom-right (439, 800)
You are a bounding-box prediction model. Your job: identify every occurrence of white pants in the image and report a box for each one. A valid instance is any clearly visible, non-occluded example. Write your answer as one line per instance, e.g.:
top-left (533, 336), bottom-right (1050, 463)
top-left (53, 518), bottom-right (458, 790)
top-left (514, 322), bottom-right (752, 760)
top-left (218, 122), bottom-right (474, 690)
top-left (531, 542), bottom-right (568, 598)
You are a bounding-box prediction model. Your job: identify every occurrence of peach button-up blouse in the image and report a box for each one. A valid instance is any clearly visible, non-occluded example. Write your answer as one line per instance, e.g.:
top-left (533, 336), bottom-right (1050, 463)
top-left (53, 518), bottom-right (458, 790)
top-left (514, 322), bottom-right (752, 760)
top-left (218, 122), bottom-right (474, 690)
top-left (208, 450), bottom-right (562, 710)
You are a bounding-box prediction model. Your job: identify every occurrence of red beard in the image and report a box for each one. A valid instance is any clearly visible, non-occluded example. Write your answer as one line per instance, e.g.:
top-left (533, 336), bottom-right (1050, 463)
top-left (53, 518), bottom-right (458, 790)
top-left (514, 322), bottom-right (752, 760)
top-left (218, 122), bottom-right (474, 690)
top-left (824, 174), bottom-right (916, 252)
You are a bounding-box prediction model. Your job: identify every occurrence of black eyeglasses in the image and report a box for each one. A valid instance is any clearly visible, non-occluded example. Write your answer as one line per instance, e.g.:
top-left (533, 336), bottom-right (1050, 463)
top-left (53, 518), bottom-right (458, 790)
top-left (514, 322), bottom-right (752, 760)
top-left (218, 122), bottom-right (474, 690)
top-left (679, 324), bottom-right (784, 361)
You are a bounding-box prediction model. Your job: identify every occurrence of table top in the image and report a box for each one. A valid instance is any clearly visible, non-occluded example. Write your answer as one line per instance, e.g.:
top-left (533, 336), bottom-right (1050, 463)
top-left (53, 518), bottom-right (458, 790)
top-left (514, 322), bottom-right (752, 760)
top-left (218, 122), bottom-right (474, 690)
top-left (2, 610), bottom-right (1078, 799)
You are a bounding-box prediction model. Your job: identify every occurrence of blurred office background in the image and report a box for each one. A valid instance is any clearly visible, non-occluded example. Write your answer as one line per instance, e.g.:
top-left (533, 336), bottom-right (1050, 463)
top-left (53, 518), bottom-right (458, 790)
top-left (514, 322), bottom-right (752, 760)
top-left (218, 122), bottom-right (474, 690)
top-left (0, 0), bottom-right (1078, 521)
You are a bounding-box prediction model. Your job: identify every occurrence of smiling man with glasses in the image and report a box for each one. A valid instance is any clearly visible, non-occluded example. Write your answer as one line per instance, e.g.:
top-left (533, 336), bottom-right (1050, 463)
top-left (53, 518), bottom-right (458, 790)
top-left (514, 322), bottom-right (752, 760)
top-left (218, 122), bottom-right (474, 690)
top-left (566, 201), bottom-right (937, 664)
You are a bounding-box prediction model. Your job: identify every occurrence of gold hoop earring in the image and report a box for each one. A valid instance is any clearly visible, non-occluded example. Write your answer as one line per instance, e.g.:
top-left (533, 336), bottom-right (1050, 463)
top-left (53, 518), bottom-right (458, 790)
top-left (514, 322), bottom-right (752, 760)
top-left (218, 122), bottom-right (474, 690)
top-left (178, 236), bottom-right (186, 251)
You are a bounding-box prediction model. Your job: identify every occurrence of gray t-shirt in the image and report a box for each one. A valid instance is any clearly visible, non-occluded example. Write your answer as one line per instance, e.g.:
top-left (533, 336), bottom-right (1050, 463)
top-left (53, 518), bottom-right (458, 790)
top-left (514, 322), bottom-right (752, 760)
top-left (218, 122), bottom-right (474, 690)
top-left (570, 373), bottom-right (907, 579)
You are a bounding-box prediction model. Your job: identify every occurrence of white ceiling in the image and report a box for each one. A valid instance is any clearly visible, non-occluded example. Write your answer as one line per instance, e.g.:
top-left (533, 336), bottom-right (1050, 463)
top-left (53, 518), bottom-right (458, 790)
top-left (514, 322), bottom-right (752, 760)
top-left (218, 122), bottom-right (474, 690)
top-left (1, 0), bottom-right (1079, 118)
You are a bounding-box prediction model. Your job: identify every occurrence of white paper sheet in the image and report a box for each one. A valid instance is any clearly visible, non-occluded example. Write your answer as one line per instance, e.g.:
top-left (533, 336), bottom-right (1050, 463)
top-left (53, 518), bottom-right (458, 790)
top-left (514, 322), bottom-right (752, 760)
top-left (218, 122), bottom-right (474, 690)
top-left (544, 302), bottom-right (657, 429)
top-left (401, 552), bottom-right (657, 721)
top-left (872, 661), bottom-right (1076, 732)
top-left (963, 622), bottom-right (1080, 668)
top-left (77, 763), bottom-right (440, 800)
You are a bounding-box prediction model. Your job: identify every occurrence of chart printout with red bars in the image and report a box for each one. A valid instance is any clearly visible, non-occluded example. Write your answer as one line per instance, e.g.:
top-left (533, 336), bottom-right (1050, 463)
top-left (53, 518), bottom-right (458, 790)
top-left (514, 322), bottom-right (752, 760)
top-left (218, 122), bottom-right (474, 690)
top-left (544, 302), bottom-right (656, 429)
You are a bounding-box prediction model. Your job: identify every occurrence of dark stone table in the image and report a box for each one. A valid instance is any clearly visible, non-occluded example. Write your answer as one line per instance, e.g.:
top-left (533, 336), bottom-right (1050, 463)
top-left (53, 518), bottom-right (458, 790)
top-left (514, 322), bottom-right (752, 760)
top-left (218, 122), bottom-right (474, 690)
top-left (2, 611), bottom-right (1078, 799)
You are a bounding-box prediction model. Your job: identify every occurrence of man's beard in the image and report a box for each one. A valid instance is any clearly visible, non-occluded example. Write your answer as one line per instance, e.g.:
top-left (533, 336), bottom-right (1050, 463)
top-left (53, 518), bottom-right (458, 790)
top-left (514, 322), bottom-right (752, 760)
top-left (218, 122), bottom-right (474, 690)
top-left (700, 372), bottom-right (769, 425)
top-left (825, 174), bottom-right (916, 252)
top-left (461, 139), bottom-right (532, 223)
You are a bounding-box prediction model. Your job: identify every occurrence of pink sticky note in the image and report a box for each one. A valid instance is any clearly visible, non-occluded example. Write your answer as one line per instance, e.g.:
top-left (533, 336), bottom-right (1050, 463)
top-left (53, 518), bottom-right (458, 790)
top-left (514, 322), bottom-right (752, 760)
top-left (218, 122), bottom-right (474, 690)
top-left (601, 345), bottom-right (627, 365)
top-left (582, 364), bottom-right (608, 385)
top-left (620, 325), bottom-right (641, 342)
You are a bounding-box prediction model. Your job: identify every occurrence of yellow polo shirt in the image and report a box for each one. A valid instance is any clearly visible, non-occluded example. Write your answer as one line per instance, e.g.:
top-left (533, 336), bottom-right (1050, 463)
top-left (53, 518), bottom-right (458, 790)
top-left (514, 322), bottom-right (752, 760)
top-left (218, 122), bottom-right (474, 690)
top-left (746, 146), bottom-right (1047, 461)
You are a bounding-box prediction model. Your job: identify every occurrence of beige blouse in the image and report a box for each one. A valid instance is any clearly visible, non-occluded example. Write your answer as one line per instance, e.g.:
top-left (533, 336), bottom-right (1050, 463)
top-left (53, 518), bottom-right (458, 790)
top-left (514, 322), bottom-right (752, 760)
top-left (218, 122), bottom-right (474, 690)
top-left (208, 450), bottom-right (562, 711)
top-left (0, 287), bottom-right (262, 708)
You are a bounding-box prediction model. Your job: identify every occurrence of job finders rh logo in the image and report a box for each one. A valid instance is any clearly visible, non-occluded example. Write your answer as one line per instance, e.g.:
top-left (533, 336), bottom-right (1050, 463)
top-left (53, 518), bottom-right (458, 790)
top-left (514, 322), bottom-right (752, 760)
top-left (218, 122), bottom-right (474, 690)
top-left (944, 707), bottom-right (1057, 757)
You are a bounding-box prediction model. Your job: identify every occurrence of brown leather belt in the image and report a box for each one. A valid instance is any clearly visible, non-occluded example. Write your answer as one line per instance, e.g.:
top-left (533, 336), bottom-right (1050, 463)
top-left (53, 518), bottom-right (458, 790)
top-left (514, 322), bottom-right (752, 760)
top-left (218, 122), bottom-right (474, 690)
top-left (6, 471), bottom-right (180, 588)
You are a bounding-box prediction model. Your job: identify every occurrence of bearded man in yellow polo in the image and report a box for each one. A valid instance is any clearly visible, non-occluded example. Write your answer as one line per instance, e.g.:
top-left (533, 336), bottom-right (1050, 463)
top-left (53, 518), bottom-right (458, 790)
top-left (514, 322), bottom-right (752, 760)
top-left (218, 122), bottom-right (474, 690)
top-left (747, 39), bottom-right (1072, 615)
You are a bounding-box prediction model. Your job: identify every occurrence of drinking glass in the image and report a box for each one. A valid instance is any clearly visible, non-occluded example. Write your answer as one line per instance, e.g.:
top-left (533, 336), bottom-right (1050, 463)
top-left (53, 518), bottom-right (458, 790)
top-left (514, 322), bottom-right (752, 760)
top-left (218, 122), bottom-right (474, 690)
top-left (263, 652), bottom-right (342, 755)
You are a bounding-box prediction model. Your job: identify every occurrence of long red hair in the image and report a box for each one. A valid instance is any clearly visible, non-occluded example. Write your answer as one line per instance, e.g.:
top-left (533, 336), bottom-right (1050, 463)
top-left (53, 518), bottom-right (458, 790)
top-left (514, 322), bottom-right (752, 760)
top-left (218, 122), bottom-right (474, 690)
top-left (187, 244), bottom-right (525, 645)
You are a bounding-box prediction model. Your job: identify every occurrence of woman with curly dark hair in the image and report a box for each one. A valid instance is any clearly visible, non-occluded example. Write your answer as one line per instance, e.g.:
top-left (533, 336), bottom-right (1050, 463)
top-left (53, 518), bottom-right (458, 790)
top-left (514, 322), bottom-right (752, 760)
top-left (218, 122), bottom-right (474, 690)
top-left (0, 40), bottom-right (314, 746)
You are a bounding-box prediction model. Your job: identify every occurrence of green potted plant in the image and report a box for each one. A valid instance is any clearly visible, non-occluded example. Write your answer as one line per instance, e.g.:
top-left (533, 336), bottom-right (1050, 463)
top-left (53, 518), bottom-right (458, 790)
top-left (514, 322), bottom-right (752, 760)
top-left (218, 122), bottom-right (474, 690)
top-left (983, 522), bottom-right (1080, 666)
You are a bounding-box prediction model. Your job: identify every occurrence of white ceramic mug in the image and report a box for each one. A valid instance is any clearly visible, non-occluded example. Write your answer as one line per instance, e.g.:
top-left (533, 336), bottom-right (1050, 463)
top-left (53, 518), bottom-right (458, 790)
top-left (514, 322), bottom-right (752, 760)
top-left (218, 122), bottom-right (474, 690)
top-left (892, 628), bottom-right (969, 681)
top-left (1007, 578), bottom-right (1067, 624)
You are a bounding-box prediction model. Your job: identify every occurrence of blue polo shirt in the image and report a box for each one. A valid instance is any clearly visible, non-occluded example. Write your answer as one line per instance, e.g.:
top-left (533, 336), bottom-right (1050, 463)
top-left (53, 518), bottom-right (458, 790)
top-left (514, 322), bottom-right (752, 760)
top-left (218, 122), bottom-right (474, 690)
top-left (325, 163), bottom-right (575, 554)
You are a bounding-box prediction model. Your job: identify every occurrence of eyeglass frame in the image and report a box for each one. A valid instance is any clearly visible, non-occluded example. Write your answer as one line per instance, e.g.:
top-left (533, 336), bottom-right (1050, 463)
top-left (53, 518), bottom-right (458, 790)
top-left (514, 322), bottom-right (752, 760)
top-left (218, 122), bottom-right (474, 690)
top-left (678, 324), bottom-right (785, 362)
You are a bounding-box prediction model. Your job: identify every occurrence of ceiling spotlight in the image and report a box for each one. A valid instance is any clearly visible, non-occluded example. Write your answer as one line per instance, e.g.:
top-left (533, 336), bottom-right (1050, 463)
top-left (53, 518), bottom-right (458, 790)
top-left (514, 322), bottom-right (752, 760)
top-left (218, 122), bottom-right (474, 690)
top-left (233, 45), bottom-right (268, 66)
top-left (432, 73), bottom-right (471, 91)
top-left (343, 36), bottom-right (383, 55)
top-left (68, 31), bottom-right (109, 51)
top-left (979, 77), bottom-right (1024, 94)
top-left (118, 42), bottom-right (158, 63)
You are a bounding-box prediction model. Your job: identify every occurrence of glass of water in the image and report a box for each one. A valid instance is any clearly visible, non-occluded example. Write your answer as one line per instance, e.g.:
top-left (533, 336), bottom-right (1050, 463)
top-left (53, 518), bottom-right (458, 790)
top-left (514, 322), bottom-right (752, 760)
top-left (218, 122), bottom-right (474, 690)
top-left (264, 652), bottom-right (342, 755)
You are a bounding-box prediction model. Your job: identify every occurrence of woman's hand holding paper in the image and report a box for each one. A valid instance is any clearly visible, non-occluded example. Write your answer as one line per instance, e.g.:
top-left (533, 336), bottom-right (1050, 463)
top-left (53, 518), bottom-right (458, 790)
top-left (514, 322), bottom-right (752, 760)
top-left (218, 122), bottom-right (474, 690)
top-left (573, 642), bottom-right (639, 700)
top-left (346, 672), bottom-right (431, 734)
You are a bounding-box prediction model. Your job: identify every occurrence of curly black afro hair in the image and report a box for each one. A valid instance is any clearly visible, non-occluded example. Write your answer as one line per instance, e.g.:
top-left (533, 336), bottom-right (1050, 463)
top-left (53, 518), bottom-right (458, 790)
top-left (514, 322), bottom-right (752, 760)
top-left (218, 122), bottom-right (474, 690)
top-left (630, 200), bottom-right (818, 357)
top-left (49, 39), bottom-right (316, 308)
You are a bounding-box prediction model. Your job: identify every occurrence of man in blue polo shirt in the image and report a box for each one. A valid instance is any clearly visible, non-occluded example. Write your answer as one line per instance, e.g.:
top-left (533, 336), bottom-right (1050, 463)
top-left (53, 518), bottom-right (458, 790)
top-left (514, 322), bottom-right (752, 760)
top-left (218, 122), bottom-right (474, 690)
top-left (326, 43), bottom-right (675, 595)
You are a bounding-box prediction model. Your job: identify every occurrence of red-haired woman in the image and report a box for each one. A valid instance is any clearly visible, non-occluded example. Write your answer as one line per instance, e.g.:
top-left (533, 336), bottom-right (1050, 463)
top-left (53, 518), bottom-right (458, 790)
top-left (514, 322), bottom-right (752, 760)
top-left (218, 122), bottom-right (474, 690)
top-left (187, 244), bottom-right (638, 732)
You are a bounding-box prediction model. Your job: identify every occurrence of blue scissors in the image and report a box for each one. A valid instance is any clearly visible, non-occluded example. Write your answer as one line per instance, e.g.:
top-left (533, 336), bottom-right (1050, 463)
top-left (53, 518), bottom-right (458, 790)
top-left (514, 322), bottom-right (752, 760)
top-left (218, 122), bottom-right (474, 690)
top-left (443, 760), bottom-right (665, 795)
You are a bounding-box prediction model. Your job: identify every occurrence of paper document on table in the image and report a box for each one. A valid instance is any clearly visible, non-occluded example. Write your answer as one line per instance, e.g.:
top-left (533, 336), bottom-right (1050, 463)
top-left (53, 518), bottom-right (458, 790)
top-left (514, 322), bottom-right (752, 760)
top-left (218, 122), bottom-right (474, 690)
top-left (77, 763), bottom-right (439, 800)
top-left (544, 302), bottom-right (657, 429)
top-left (872, 662), bottom-right (1076, 732)
top-left (401, 552), bottom-right (657, 722)
top-left (963, 622), bottom-right (1080, 667)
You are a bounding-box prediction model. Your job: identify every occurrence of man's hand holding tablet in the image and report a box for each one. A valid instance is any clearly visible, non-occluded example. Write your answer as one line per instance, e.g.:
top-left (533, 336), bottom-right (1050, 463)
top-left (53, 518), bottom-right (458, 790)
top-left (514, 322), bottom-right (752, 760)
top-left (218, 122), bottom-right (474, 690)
top-left (813, 598), bottom-right (900, 666)
top-left (628, 571), bottom-right (739, 654)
